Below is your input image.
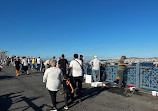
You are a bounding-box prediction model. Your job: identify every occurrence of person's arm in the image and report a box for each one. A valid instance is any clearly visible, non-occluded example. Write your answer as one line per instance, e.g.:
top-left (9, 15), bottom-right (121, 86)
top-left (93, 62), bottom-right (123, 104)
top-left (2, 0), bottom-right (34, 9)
top-left (69, 61), bottom-right (73, 69)
top-left (59, 70), bottom-right (63, 82)
top-left (66, 60), bottom-right (69, 68)
top-left (90, 60), bottom-right (93, 65)
top-left (69, 81), bottom-right (74, 93)
top-left (43, 70), bottom-right (48, 82)
top-left (118, 61), bottom-right (128, 66)
top-left (61, 79), bottom-right (63, 87)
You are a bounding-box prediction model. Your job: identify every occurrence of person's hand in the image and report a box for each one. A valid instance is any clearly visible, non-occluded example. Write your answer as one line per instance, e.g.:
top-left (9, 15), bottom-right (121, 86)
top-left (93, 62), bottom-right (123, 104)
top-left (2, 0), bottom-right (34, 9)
top-left (71, 89), bottom-right (74, 93)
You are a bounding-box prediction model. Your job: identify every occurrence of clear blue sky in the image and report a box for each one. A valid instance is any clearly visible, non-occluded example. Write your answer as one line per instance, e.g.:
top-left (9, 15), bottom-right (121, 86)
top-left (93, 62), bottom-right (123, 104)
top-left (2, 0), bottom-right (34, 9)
top-left (0, 0), bottom-right (158, 60)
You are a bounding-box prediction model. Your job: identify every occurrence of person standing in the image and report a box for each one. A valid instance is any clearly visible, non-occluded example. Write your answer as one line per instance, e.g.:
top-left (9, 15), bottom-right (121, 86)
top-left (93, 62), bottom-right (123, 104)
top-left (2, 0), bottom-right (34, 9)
top-left (90, 56), bottom-right (101, 82)
top-left (21, 57), bottom-right (29, 75)
top-left (37, 57), bottom-right (41, 71)
top-left (58, 54), bottom-right (68, 76)
top-left (79, 55), bottom-right (84, 66)
top-left (14, 57), bottom-right (21, 76)
top-left (28, 58), bottom-right (31, 69)
top-left (43, 60), bottom-right (63, 111)
top-left (56, 57), bottom-right (61, 68)
top-left (117, 56), bottom-right (128, 88)
top-left (61, 75), bottom-right (74, 110)
top-left (44, 59), bottom-right (51, 69)
top-left (32, 57), bottom-right (36, 70)
top-left (69, 54), bottom-right (83, 101)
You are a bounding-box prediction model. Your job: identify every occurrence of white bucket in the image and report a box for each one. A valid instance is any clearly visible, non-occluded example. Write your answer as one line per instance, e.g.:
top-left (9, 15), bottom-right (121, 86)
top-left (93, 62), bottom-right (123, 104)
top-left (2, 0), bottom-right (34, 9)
top-left (85, 74), bottom-right (92, 84)
top-left (91, 82), bottom-right (103, 87)
top-left (156, 92), bottom-right (158, 97)
top-left (152, 91), bottom-right (157, 96)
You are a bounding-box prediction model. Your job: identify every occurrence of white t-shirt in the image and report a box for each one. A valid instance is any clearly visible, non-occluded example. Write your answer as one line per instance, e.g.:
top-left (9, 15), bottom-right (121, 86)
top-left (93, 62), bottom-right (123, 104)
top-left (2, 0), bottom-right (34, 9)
top-left (90, 58), bottom-right (101, 70)
top-left (70, 59), bottom-right (83, 77)
top-left (43, 67), bottom-right (63, 91)
top-left (22, 58), bottom-right (28, 66)
top-left (28, 59), bottom-right (30, 64)
top-left (37, 58), bottom-right (41, 64)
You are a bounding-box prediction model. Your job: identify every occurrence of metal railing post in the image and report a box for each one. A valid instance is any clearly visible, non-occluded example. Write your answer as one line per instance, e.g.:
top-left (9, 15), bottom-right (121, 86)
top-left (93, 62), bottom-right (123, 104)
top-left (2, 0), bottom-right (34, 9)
top-left (136, 63), bottom-right (140, 88)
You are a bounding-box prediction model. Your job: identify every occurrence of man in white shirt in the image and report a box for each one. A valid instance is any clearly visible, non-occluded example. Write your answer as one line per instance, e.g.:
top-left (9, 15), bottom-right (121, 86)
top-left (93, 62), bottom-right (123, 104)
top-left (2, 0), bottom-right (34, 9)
top-left (43, 60), bottom-right (63, 111)
top-left (90, 56), bottom-right (101, 82)
top-left (69, 54), bottom-right (83, 101)
top-left (22, 57), bottom-right (29, 75)
top-left (37, 57), bottom-right (41, 71)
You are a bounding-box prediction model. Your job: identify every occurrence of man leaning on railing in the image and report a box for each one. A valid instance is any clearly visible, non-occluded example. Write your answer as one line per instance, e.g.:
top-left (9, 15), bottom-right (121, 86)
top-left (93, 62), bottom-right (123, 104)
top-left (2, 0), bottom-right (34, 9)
top-left (117, 56), bottom-right (129, 88)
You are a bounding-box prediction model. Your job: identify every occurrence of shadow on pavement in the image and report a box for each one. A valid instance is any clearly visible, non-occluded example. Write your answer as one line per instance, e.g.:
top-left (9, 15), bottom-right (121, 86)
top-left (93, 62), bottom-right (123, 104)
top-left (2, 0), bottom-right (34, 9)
top-left (0, 92), bottom-right (23, 111)
top-left (64, 87), bottom-right (108, 110)
top-left (106, 87), bottom-right (142, 97)
top-left (0, 91), bottom-right (47, 111)
top-left (0, 75), bottom-right (14, 80)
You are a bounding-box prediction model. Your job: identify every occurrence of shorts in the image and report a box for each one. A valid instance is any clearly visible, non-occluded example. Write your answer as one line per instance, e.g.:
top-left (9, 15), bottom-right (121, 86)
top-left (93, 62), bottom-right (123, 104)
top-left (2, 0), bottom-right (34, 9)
top-left (23, 66), bottom-right (28, 71)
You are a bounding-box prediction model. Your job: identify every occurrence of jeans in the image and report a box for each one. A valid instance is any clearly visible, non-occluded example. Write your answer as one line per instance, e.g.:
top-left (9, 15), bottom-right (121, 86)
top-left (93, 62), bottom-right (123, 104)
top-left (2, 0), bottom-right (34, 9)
top-left (32, 64), bottom-right (35, 69)
top-left (37, 64), bottom-right (41, 71)
top-left (92, 70), bottom-right (100, 82)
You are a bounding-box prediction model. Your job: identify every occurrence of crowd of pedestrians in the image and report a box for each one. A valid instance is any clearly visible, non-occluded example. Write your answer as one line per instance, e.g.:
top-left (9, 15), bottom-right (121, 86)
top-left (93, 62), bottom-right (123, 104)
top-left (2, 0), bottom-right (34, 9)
top-left (42, 54), bottom-right (131, 111)
top-left (0, 56), bottom-right (45, 76)
top-left (43, 54), bottom-right (84, 111)
top-left (0, 54), bottom-right (130, 111)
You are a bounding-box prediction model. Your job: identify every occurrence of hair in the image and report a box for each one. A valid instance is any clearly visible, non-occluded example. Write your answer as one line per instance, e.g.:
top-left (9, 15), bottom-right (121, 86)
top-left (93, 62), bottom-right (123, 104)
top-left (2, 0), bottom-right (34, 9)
top-left (63, 75), bottom-right (69, 80)
top-left (74, 54), bottom-right (78, 59)
top-left (16, 57), bottom-right (19, 61)
top-left (121, 56), bottom-right (126, 59)
top-left (80, 55), bottom-right (83, 58)
top-left (62, 54), bottom-right (64, 58)
top-left (50, 60), bottom-right (56, 67)
top-left (53, 56), bottom-right (55, 59)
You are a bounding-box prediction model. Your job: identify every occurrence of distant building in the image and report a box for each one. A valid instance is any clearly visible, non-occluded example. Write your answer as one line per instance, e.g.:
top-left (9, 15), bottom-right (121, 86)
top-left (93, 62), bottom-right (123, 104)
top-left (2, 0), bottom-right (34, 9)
top-left (0, 50), bottom-right (7, 60)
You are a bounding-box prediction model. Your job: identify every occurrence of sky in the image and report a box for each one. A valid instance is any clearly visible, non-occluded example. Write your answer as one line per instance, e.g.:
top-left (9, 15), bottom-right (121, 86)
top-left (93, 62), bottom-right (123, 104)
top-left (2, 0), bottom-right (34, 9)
top-left (0, 0), bottom-right (158, 60)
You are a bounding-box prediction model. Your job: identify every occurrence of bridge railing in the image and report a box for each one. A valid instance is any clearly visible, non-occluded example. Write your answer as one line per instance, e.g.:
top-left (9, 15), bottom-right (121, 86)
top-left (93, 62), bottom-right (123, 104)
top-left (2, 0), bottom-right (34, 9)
top-left (85, 63), bottom-right (158, 91)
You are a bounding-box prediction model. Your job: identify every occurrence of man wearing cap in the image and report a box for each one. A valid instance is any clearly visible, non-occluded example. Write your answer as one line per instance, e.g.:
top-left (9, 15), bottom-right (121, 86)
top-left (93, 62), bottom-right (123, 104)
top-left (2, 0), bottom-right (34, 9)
top-left (90, 56), bottom-right (101, 82)
top-left (117, 56), bottom-right (129, 88)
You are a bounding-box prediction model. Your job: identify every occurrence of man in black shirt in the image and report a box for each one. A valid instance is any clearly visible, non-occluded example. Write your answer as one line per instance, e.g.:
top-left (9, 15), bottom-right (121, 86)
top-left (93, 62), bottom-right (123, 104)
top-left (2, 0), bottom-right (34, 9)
top-left (58, 54), bottom-right (68, 75)
top-left (79, 55), bottom-right (84, 66)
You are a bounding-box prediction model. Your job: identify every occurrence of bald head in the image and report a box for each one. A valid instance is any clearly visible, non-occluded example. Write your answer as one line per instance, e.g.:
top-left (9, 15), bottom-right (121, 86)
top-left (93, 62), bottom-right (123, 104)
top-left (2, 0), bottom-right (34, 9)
top-left (50, 60), bottom-right (56, 67)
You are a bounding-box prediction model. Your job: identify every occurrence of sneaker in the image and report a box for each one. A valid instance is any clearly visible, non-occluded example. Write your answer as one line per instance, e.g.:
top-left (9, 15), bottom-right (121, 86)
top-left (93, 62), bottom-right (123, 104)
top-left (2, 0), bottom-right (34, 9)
top-left (50, 107), bottom-right (57, 111)
top-left (64, 106), bottom-right (68, 110)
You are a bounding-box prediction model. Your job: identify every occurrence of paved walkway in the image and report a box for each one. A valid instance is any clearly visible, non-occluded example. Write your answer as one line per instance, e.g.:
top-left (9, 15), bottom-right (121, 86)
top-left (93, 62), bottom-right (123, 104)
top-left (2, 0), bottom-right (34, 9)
top-left (0, 66), bottom-right (158, 111)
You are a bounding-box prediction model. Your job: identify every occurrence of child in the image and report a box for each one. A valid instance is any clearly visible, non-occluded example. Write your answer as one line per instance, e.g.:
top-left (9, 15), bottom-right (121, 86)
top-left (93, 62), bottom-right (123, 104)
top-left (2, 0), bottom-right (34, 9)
top-left (61, 75), bottom-right (74, 110)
